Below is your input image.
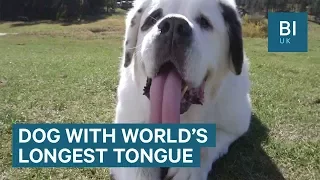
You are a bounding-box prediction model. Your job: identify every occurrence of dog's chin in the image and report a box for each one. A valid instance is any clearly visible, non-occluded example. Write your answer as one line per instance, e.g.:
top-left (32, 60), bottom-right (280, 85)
top-left (143, 62), bottom-right (207, 114)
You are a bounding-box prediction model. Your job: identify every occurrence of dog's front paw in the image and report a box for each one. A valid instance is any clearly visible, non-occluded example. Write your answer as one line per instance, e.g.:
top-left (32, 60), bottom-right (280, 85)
top-left (164, 168), bottom-right (207, 180)
top-left (110, 167), bottom-right (160, 180)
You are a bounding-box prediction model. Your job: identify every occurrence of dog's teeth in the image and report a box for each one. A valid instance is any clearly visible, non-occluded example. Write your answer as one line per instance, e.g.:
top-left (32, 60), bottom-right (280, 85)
top-left (182, 85), bottom-right (188, 97)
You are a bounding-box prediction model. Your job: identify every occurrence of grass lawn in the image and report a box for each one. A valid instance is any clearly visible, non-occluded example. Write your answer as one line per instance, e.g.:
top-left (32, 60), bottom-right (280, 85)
top-left (0, 10), bottom-right (319, 180)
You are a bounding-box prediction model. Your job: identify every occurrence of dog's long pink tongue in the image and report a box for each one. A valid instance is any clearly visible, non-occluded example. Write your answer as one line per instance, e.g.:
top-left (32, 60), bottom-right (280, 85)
top-left (150, 70), bottom-right (182, 123)
top-left (162, 70), bottom-right (182, 123)
top-left (149, 72), bottom-right (167, 123)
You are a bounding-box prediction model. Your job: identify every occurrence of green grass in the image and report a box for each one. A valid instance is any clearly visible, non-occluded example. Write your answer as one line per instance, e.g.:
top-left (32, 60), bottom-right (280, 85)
top-left (0, 12), bottom-right (319, 180)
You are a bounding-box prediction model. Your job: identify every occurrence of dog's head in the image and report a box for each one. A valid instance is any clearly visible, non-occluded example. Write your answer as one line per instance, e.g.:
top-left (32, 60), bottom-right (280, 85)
top-left (122, 0), bottom-right (244, 115)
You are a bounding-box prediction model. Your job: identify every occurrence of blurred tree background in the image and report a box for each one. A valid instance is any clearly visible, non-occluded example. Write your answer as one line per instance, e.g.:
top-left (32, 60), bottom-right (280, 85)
top-left (236, 0), bottom-right (320, 21)
top-left (0, 0), bottom-right (120, 21)
top-left (0, 0), bottom-right (319, 22)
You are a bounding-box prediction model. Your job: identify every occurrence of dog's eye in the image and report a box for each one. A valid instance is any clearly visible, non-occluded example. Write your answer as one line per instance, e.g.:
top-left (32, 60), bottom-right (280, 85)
top-left (141, 8), bottom-right (163, 31)
top-left (196, 15), bottom-right (213, 30)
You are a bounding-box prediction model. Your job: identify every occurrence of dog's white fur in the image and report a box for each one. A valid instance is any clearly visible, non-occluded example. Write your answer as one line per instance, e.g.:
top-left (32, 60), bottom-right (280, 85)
top-left (112, 0), bottom-right (251, 179)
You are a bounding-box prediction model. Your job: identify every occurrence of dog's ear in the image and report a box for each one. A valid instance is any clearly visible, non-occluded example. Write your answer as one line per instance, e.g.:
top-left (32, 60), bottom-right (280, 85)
top-left (220, 2), bottom-right (243, 75)
top-left (123, 2), bottom-right (146, 68)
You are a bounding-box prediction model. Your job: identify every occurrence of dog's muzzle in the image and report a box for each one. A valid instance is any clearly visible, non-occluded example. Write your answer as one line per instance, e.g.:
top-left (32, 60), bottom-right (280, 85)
top-left (158, 16), bottom-right (192, 43)
top-left (142, 15), bottom-right (205, 119)
top-left (154, 16), bottom-right (193, 75)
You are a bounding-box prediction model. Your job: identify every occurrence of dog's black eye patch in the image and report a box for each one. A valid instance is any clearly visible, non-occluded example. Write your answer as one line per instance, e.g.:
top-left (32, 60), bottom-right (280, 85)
top-left (141, 8), bottom-right (163, 31)
top-left (196, 14), bottom-right (213, 30)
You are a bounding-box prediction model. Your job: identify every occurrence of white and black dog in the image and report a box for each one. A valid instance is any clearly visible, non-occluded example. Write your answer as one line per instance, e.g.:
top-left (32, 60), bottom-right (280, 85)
top-left (112, 0), bottom-right (251, 179)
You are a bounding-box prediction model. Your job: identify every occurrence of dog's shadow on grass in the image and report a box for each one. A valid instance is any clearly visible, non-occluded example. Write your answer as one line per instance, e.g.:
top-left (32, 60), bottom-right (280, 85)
top-left (208, 114), bottom-right (285, 180)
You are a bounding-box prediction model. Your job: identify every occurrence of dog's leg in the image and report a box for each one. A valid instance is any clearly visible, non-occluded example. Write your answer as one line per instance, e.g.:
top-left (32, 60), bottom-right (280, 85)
top-left (110, 167), bottom-right (161, 180)
top-left (165, 129), bottom-right (241, 180)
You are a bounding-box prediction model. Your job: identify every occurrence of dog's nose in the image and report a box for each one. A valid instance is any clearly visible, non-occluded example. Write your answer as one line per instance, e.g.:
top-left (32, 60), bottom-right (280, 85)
top-left (158, 17), bottom-right (192, 39)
